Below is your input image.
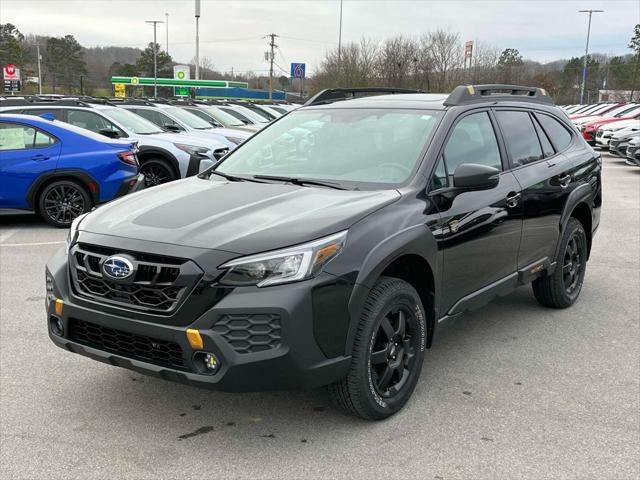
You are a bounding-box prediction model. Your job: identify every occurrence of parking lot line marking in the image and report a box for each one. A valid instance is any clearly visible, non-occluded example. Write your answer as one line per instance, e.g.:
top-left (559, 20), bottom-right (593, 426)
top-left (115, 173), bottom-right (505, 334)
top-left (0, 229), bottom-right (18, 243)
top-left (0, 241), bottom-right (65, 247)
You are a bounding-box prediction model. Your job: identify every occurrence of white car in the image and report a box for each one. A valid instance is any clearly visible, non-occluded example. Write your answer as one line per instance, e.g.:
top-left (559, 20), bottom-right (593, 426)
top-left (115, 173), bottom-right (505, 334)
top-left (595, 119), bottom-right (640, 148)
top-left (117, 101), bottom-right (251, 147)
top-left (0, 98), bottom-right (229, 186)
top-left (168, 101), bottom-right (261, 133)
top-left (573, 103), bottom-right (639, 127)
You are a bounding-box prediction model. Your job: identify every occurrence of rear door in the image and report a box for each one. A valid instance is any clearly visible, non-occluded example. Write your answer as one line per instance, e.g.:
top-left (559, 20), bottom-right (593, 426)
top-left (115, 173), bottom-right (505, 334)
top-left (0, 122), bottom-right (61, 209)
top-left (494, 109), bottom-right (575, 270)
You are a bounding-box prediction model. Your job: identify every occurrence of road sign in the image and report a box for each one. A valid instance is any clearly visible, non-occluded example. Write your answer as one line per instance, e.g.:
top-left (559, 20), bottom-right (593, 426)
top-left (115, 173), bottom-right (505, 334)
top-left (4, 64), bottom-right (20, 81)
top-left (291, 63), bottom-right (306, 79)
top-left (114, 83), bottom-right (126, 98)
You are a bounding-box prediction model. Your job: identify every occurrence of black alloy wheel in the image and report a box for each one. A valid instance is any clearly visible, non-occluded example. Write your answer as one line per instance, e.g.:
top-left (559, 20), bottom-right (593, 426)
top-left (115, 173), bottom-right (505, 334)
top-left (370, 306), bottom-right (419, 398)
top-left (140, 159), bottom-right (175, 187)
top-left (532, 217), bottom-right (588, 308)
top-left (38, 180), bottom-right (91, 228)
top-left (328, 277), bottom-right (426, 420)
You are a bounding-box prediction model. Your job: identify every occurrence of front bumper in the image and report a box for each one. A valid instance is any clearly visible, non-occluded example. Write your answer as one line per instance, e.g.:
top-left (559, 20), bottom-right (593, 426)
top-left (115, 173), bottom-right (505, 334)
top-left (46, 244), bottom-right (351, 392)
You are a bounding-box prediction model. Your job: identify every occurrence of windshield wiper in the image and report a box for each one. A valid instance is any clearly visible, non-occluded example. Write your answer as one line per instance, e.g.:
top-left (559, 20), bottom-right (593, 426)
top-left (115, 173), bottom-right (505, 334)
top-left (252, 175), bottom-right (351, 190)
top-left (208, 170), bottom-right (267, 183)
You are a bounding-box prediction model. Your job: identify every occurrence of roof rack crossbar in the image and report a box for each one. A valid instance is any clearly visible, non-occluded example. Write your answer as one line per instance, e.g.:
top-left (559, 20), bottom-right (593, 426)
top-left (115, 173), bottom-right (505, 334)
top-left (444, 84), bottom-right (554, 106)
top-left (304, 87), bottom-right (423, 106)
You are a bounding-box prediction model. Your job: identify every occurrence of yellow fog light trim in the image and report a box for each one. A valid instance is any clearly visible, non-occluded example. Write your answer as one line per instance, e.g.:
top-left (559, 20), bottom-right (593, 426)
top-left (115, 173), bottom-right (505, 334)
top-left (186, 329), bottom-right (203, 349)
top-left (54, 299), bottom-right (64, 316)
top-left (467, 85), bottom-right (475, 95)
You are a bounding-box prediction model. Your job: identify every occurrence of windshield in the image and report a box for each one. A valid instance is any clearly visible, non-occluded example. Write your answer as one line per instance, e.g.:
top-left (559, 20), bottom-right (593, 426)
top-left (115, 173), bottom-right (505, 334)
top-left (615, 105), bottom-right (640, 118)
top-left (216, 108), bottom-right (440, 189)
top-left (231, 105), bottom-right (270, 124)
top-left (103, 108), bottom-right (163, 134)
top-left (204, 106), bottom-right (246, 126)
top-left (165, 107), bottom-right (213, 130)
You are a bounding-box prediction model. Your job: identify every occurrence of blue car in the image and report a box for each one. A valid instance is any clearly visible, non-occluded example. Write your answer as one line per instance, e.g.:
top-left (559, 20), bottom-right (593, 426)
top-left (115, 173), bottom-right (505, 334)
top-left (0, 114), bottom-right (143, 227)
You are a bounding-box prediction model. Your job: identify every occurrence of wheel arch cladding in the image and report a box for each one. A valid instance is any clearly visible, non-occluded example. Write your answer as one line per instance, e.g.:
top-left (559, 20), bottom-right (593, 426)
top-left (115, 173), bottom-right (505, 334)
top-left (28, 171), bottom-right (98, 210)
top-left (570, 201), bottom-right (593, 257)
top-left (346, 226), bottom-right (438, 354)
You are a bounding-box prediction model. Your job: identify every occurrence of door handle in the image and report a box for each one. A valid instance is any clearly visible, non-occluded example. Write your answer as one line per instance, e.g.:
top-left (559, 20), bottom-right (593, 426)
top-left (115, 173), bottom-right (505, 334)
top-left (557, 174), bottom-right (571, 188)
top-left (31, 154), bottom-right (50, 161)
top-left (505, 192), bottom-right (521, 208)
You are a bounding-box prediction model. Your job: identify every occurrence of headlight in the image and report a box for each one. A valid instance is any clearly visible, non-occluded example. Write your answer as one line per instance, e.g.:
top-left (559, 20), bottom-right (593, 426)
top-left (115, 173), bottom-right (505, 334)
top-left (219, 231), bottom-right (347, 287)
top-left (174, 143), bottom-right (211, 156)
top-left (66, 213), bottom-right (88, 253)
top-left (225, 136), bottom-right (244, 145)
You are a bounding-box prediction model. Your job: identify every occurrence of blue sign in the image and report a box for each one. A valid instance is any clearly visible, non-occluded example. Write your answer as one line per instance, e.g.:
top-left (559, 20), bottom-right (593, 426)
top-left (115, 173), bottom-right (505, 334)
top-left (291, 63), bottom-right (306, 79)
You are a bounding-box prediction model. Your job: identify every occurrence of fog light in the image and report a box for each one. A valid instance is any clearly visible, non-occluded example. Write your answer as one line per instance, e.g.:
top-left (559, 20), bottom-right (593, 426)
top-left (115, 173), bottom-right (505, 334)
top-left (193, 351), bottom-right (220, 375)
top-left (49, 316), bottom-right (64, 336)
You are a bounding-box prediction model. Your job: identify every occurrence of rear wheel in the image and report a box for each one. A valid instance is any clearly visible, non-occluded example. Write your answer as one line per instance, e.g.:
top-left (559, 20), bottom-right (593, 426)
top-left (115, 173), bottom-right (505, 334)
top-left (532, 217), bottom-right (588, 308)
top-left (38, 180), bottom-right (91, 228)
top-left (328, 277), bottom-right (426, 420)
top-left (140, 158), bottom-right (176, 187)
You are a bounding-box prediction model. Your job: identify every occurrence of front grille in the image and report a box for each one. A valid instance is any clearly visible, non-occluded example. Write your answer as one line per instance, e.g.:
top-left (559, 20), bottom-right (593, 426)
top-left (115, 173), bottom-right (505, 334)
top-left (70, 243), bottom-right (202, 315)
top-left (627, 146), bottom-right (638, 157)
top-left (69, 318), bottom-right (186, 370)
top-left (212, 314), bottom-right (281, 354)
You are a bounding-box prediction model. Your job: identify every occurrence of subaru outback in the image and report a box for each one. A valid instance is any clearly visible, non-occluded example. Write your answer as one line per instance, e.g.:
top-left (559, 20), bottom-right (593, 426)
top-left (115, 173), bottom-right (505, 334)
top-left (46, 85), bottom-right (601, 420)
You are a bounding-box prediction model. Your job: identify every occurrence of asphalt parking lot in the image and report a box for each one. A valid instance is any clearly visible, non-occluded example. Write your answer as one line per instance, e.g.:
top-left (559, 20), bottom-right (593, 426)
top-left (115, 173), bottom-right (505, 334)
top-left (0, 154), bottom-right (638, 480)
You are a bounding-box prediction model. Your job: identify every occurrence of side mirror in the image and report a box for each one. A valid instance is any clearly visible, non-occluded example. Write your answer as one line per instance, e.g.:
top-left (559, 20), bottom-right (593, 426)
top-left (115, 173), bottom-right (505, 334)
top-left (97, 129), bottom-right (121, 139)
top-left (164, 124), bottom-right (182, 132)
top-left (453, 163), bottom-right (500, 190)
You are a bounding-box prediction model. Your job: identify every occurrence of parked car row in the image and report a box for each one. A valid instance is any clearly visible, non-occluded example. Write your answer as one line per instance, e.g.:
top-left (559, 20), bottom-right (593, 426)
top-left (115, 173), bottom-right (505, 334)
top-left (560, 101), bottom-right (640, 167)
top-left (0, 95), bottom-right (298, 226)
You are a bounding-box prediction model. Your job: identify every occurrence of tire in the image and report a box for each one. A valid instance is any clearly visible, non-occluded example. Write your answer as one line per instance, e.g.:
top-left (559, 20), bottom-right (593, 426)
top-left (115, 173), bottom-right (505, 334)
top-left (38, 179), bottom-right (92, 228)
top-left (140, 158), bottom-right (176, 187)
top-left (328, 276), bottom-right (426, 420)
top-left (532, 217), bottom-right (588, 308)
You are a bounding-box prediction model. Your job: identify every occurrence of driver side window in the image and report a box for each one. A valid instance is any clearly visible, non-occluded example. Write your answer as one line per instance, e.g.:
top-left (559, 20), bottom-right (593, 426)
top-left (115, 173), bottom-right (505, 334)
top-left (442, 112), bottom-right (502, 184)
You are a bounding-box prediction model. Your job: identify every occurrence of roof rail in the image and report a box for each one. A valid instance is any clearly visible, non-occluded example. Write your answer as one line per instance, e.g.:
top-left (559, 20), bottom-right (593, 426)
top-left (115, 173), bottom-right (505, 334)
top-left (0, 97), bottom-right (94, 107)
top-left (304, 87), bottom-right (423, 106)
top-left (444, 84), bottom-right (554, 106)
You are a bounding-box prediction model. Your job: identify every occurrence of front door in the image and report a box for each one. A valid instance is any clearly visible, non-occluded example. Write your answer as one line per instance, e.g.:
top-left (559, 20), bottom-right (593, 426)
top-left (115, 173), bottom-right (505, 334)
top-left (429, 110), bottom-right (523, 315)
top-left (0, 122), bottom-right (61, 209)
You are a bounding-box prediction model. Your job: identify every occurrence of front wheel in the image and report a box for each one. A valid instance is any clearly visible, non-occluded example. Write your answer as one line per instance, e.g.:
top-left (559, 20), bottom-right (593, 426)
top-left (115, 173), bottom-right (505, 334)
top-left (38, 180), bottom-right (92, 228)
top-left (532, 217), bottom-right (588, 308)
top-left (328, 277), bottom-right (426, 420)
top-left (140, 159), bottom-right (176, 187)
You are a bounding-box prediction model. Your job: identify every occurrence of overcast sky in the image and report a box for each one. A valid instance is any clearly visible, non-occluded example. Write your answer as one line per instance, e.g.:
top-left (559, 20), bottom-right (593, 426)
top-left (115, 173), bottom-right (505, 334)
top-left (2, 0), bottom-right (638, 75)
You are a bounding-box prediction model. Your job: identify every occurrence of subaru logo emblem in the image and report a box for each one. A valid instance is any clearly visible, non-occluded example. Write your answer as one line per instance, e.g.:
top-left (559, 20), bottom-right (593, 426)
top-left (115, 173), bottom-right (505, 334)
top-left (102, 256), bottom-right (134, 280)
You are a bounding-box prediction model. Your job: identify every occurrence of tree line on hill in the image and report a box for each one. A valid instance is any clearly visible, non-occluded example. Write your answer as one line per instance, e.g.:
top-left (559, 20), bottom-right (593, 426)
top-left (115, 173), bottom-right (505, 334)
top-left (1, 22), bottom-right (638, 103)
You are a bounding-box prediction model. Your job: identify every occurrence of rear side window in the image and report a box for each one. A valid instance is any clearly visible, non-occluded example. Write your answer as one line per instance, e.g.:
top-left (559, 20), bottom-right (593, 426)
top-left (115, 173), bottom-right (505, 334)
top-left (495, 111), bottom-right (543, 167)
top-left (536, 113), bottom-right (573, 152)
top-left (0, 123), bottom-right (55, 150)
top-left (532, 116), bottom-right (555, 157)
top-left (67, 110), bottom-right (117, 134)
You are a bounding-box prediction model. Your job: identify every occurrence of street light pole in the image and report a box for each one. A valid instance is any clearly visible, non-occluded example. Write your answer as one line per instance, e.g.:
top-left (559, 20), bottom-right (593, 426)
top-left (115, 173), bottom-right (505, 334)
top-left (145, 20), bottom-right (164, 97)
top-left (36, 43), bottom-right (42, 95)
top-left (579, 9), bottom-right (604, 104)
top-left (338, 0), bottom-right (343, 66)
top-left (165, 13), bottom-right (169, 56)
top-left (195, 0), bottom-right (201, 80)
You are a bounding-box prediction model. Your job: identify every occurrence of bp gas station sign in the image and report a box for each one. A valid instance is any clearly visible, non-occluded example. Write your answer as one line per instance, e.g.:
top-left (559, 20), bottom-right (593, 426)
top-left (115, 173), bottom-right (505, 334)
top-left (173, 65), bottom-right (190, 96)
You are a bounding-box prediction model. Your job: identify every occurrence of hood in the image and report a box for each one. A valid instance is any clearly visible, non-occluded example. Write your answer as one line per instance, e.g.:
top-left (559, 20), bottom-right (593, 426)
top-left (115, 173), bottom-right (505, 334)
top-left (602, 119), bottom-right (640, 134)
top-left (144, 131), bottom-right (229, 150)
top-left (80, 177), bottom-right (400, 254)
top-left (210, 127), bottom-right (252, 140)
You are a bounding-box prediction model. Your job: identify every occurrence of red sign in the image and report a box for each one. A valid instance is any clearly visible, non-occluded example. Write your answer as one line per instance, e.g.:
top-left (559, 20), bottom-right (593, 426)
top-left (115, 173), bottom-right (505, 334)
top-left (3, 64), bottom-right (20, 80)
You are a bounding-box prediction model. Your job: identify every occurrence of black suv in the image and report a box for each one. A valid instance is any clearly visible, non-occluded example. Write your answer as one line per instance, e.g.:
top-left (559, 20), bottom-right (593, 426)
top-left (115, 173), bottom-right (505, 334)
top-left (46, 85), bottom-right (601, 420)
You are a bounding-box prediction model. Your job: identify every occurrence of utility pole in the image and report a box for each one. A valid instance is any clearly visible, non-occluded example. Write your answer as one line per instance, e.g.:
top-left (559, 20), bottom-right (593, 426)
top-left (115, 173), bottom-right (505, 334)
top-left (266, 33), bottom-right (278, 100)
top-left (36, 43), bottom-right (42, 95)
top-left (145, 20), bottom-right (164, 97)
top-left (195, 0), bottom-right (201, 80)
top-left (338, 0), bottom-right (343, 66)
top-left (578, 9), bottom-right (604, 104)
top-left (165, 13), bottom-right (169, 56)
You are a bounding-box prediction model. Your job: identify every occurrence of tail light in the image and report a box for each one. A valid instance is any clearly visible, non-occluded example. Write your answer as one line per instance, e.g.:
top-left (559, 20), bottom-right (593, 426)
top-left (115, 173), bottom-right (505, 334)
top-left (118, 151), bottom-right (139, 167)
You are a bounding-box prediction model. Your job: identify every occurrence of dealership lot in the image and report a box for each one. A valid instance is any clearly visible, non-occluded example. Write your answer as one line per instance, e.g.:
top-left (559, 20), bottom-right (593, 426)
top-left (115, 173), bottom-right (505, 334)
top-left (0, 154), bottom-right (638, 479)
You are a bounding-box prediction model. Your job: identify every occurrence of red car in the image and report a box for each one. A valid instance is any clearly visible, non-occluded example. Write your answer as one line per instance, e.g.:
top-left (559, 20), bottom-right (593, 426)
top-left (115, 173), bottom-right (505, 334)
top-left (580, 107), bottom-right (640, 145)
